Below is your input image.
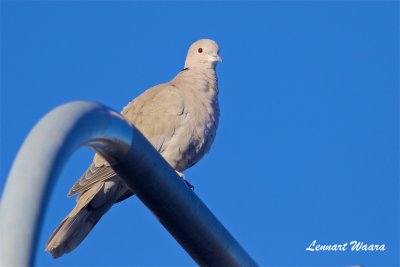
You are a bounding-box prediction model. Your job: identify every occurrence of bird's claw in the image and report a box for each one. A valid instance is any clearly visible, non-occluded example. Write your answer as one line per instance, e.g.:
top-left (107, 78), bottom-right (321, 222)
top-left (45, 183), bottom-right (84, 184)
top-left (176, 171), bottom-right (195, 190)
top-left (183, 179), bottom-right (195, 190)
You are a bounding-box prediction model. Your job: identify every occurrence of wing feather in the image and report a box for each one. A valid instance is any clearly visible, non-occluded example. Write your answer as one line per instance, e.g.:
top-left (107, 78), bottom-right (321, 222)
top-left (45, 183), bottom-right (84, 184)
top-left (68, 83), bottom-right (185, 196)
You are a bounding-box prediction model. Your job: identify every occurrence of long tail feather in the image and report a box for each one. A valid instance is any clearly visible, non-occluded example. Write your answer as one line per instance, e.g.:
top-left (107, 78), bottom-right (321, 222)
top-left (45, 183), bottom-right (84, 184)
top-left (45, 180), bottom-right (122, 258)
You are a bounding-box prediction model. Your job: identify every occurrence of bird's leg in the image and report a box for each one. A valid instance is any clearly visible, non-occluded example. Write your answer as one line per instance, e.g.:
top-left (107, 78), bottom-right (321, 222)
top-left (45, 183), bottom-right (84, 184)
top-left (176, 171), bottom-right (194, 190)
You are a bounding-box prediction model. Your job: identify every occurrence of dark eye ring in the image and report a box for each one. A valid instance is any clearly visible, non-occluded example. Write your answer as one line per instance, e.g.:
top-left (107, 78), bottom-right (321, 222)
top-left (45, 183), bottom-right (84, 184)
top-left (198, 48), bottom-right (203, 53)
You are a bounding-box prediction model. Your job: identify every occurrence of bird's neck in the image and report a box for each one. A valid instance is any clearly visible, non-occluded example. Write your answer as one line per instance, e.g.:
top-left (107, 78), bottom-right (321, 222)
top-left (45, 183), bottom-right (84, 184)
top-left (174, 67), bottom-right (218, 95)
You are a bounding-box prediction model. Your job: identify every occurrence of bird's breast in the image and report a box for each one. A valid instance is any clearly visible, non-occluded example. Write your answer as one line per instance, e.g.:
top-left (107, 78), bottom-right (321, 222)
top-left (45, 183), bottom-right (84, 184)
top-left (163, 78), bottom-right (219, 172)
top-left (179, 107), bottom-right (218, 170)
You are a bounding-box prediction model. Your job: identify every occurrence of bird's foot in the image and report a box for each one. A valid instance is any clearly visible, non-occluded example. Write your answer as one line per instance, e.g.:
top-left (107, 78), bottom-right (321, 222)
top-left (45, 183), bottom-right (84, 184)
top-left (176, 171), bottom-right (195, 190)
top-left (183, 179), bottom-right (195, 190)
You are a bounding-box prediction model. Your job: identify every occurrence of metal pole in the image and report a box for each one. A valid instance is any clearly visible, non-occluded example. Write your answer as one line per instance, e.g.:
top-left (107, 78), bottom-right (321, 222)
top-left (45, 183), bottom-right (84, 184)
top-left (0, 101), bottom-right (257, 267)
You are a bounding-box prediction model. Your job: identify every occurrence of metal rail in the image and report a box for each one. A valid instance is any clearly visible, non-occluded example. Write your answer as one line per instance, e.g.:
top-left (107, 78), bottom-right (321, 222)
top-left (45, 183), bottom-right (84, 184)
top-left (0, 101), bottom-right (257, 267)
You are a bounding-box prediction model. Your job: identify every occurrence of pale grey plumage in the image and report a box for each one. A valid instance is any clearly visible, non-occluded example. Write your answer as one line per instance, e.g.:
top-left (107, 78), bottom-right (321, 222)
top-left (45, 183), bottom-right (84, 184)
top-left (46, 39), bottom-right (221, 258)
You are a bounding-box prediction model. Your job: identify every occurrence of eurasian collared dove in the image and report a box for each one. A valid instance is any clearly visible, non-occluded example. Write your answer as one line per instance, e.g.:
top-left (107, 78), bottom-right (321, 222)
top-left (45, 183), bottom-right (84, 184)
top-left (45, 39), bottom-right (222, 258)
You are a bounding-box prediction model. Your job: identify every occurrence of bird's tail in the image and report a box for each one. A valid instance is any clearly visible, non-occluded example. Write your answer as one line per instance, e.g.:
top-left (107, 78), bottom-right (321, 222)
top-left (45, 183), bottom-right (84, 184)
top-left (45, 180), bottom-right (122, 258)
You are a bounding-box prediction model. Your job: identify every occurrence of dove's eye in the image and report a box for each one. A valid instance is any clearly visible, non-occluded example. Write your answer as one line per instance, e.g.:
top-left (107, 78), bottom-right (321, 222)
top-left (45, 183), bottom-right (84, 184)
top-left (198, 48), bottom-right (203, 53)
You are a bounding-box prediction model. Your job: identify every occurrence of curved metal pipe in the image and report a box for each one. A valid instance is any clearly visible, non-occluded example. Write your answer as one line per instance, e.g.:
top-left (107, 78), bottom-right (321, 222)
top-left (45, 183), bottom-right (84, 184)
top-left (0, 101), bottom-right (257, 267)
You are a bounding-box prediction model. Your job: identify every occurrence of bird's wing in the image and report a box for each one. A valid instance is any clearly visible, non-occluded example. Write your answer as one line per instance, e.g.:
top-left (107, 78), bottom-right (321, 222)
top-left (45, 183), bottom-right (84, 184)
top-left (68, 83), bottom-right (186, 196)
top-left (68, 154), bottom-right (114, 196)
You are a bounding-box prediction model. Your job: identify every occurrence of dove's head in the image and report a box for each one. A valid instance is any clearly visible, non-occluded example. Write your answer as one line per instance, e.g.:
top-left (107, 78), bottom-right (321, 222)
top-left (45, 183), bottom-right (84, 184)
top-left (184, 39), bottom-right (222, 69)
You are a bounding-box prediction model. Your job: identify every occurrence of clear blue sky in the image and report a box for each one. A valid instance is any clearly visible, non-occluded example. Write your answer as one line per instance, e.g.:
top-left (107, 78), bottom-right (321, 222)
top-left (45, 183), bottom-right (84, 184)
top-left (1, 1), bottom-right (398, 266)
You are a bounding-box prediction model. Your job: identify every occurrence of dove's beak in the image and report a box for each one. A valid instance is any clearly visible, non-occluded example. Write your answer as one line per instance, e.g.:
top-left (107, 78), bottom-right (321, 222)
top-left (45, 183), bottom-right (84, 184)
top-left (209, 54), bottom-right (223, 63)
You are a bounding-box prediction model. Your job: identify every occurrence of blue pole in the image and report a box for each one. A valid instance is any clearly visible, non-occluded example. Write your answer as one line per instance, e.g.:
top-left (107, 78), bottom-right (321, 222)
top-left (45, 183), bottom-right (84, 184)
top-left (0, 101), bottom-right (257, 267)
